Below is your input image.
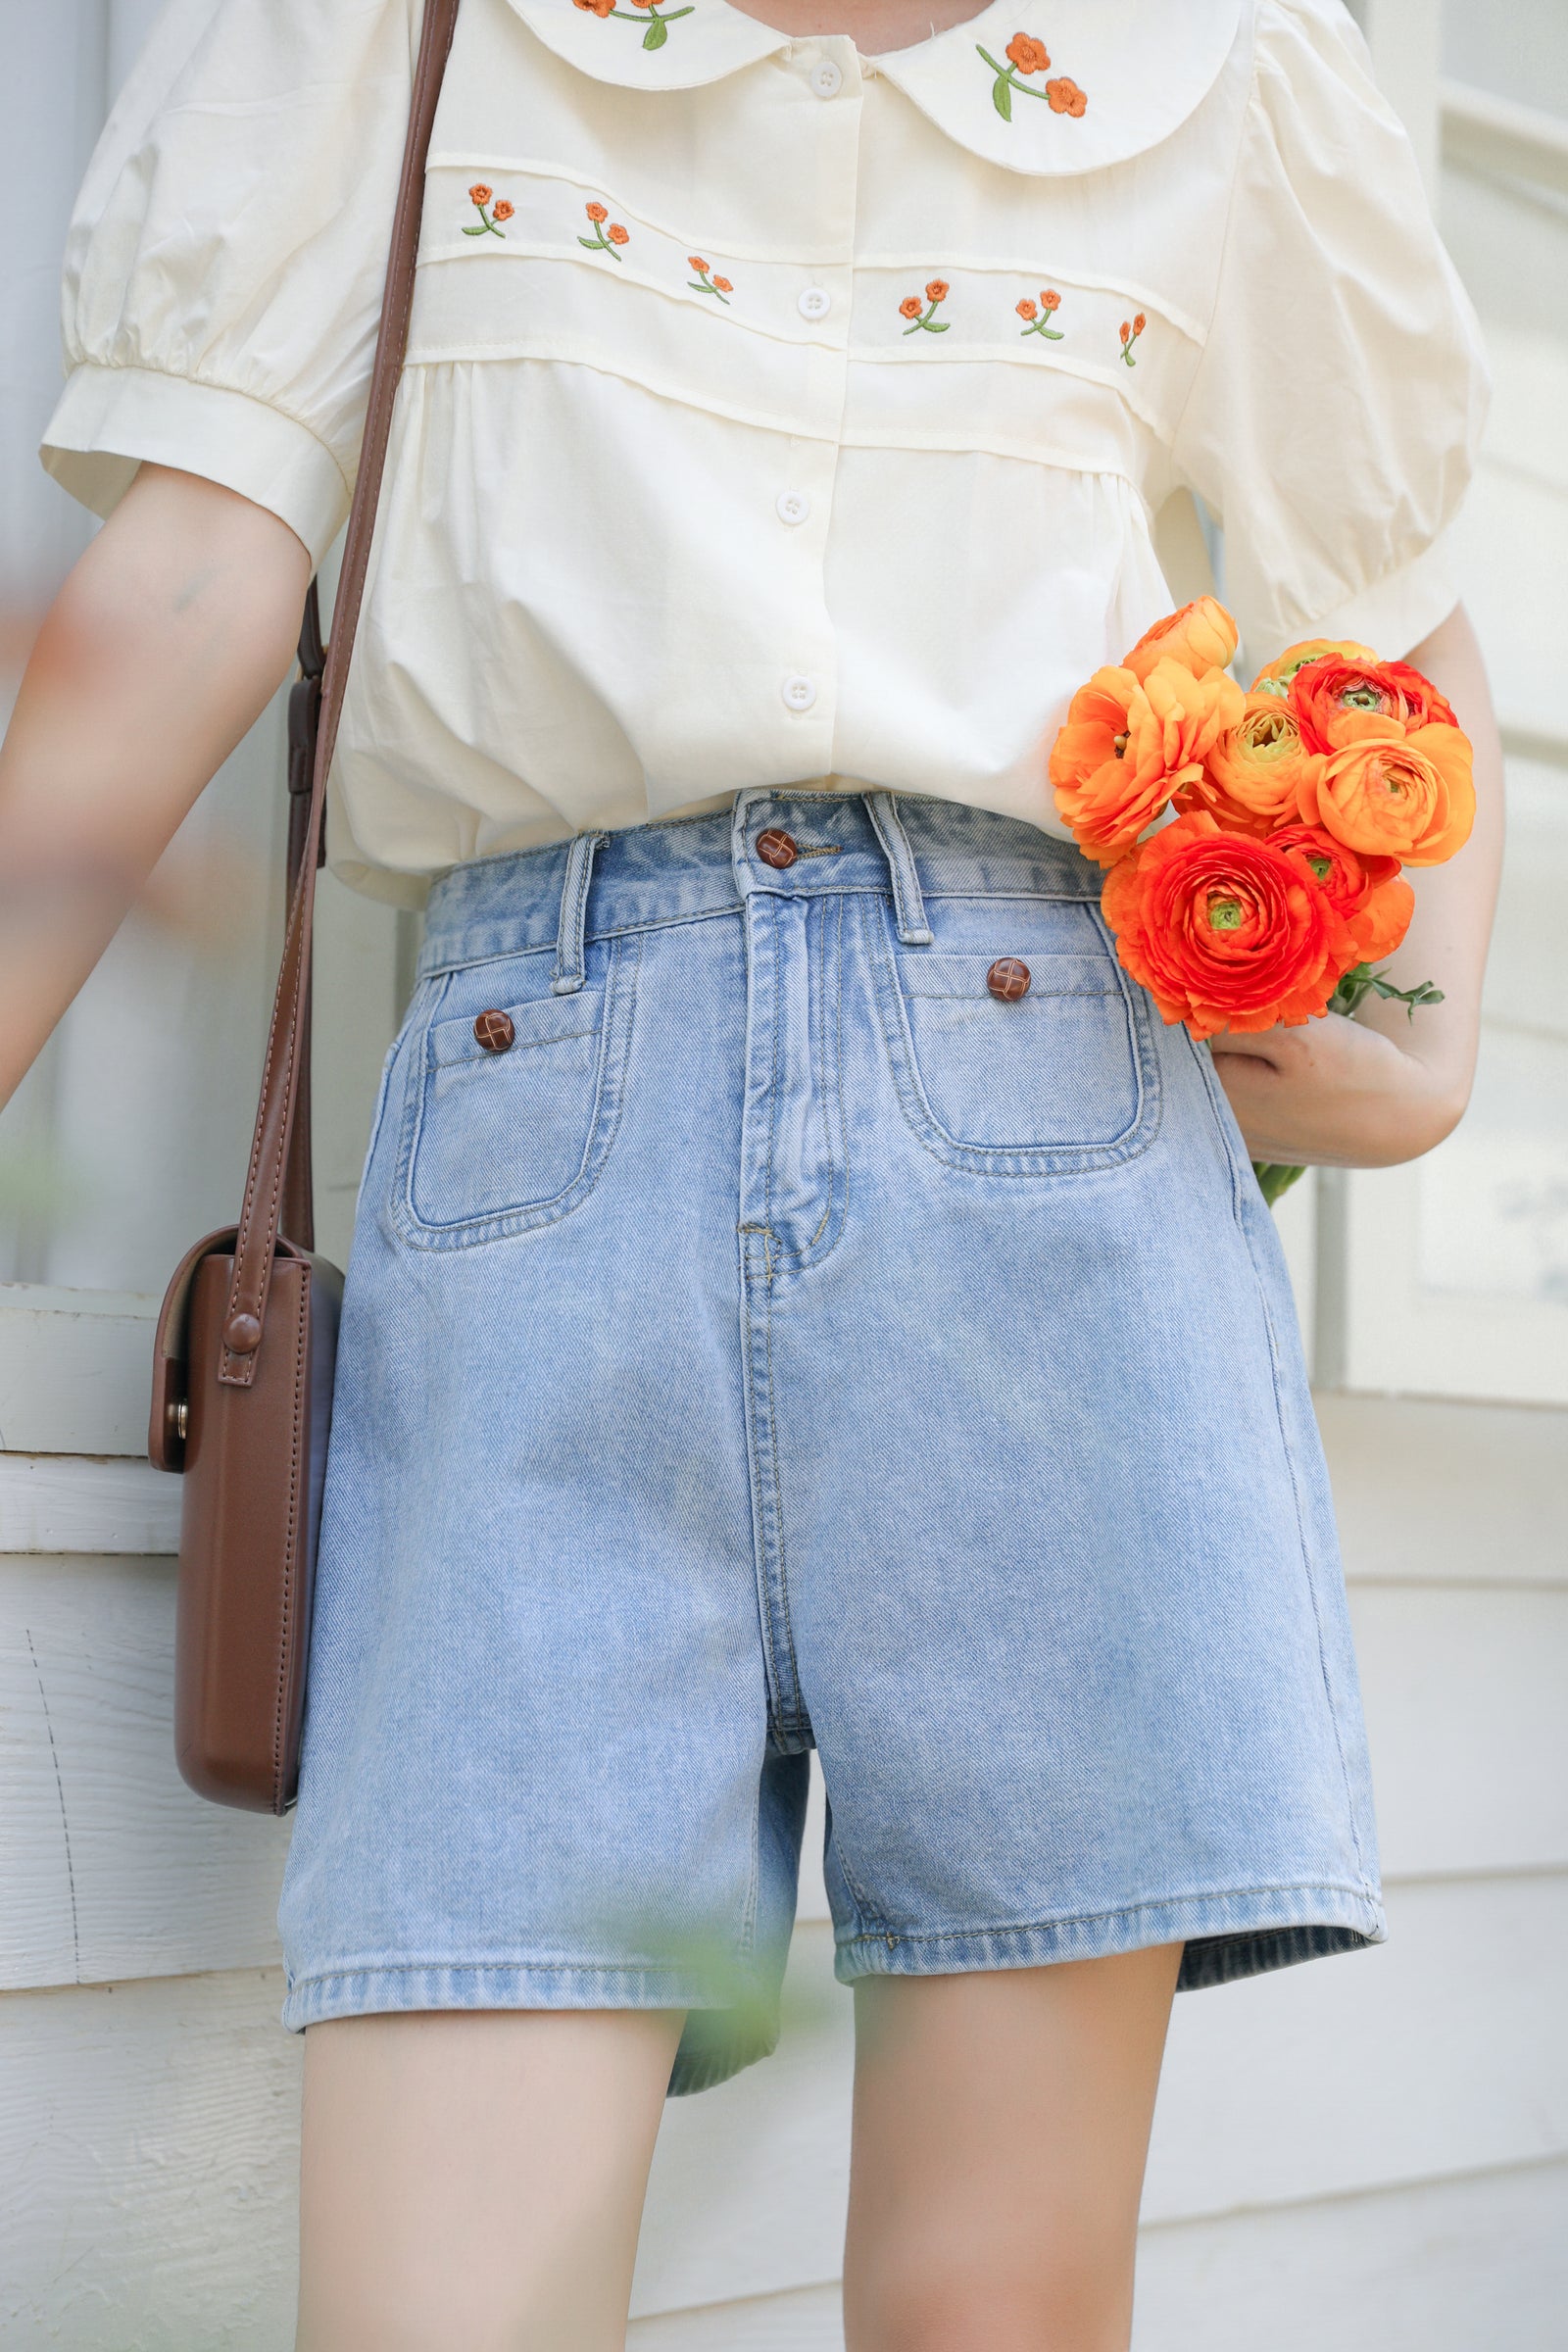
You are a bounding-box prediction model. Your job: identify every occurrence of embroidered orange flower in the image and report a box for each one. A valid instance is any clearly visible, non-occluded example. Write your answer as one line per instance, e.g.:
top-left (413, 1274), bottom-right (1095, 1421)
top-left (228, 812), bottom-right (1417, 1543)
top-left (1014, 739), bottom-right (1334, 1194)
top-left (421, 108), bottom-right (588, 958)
top-left (689, 255), bottom-right (734, 304)
top-left (1119, 314), bottom-right (1146, 366)
top-left (1290, 654), bottom-right (1459, 755)
top-left (1269, 823), bottom-right (1415, 966)
top-left (1176, 695), bottom-right (1325, 836)
top-left (1005, 32), bottom-right (1051, 73)
top-left (1123, 596), bottom-right (1238, 684)
top-left (596, 0), bottom-right (695, 46)
top-left (1250, 638), bottom-right (1378, 698)
top-left (573, 0), bottom-right (615, 14)
top-left (900, 283), bottom-right (950, 334)
top-left (1101, 810), bottom-right (1357, 1038)
top-left (1019, 287), bottom-right (1065, 339)
top-left (1296, 725), bottom-right (1475, 865)
top-left (1049, 660), bottom-right (1245, 866)
top-left (579, 203), bottom-right (629, 259)
top-left (978, 38), bottom-right (1086, 122)
top-left (465, 184), bottom-right (508, 238)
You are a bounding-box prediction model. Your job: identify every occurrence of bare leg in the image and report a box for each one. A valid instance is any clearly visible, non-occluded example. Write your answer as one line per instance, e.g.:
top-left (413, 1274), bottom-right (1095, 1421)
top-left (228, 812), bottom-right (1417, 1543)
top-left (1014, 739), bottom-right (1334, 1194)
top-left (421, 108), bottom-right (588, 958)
top-left (295, 2008), bottom-right (685, 2352)
top-left (843, 1943), bottom-right (1183, 2352)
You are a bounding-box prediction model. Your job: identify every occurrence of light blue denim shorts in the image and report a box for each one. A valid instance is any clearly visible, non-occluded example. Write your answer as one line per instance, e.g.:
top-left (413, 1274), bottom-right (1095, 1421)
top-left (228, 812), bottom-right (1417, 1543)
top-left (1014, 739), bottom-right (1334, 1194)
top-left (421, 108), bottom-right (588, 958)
top-left (277, 787), bottom-right (1386, 2093)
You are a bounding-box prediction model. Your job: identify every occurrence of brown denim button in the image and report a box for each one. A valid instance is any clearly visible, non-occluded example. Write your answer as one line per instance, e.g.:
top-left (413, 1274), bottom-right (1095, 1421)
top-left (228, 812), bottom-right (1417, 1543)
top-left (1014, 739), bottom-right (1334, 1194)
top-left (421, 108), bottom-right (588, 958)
top-left (756, 827), bottom-right (799, 869)
top-left (473, 1008), bottom-right (516, 1053)
top-left (986, 956), bottom-right (1032, 1002)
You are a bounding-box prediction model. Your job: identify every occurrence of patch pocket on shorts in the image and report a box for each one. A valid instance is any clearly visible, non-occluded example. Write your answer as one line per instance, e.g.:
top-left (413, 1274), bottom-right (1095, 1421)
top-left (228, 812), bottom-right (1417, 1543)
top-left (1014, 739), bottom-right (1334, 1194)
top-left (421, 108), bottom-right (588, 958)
top-left (390, 936), bottom-right (638, 1247)
top-left (867, 903), bottom-right (1161, 1175)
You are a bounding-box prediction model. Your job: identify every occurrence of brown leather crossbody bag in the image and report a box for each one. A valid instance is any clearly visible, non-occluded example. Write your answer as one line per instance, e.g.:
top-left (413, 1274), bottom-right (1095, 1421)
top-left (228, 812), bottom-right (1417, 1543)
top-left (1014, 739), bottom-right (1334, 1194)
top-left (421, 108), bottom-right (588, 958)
top-left (147, 0), bottom-right (462, 1813)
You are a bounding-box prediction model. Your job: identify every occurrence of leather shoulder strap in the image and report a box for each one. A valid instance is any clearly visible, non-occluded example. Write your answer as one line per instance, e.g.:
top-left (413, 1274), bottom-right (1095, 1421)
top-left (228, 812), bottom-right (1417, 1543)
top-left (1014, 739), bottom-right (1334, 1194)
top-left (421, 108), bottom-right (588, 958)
top-left (220, 0), bottom-right (462, 1387)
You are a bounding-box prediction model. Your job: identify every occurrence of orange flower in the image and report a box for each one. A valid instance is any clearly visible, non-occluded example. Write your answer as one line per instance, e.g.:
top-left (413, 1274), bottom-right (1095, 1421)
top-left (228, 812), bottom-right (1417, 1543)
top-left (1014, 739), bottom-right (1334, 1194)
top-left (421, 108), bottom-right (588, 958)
top-left (468, 183), bottom-right (493, 207)
top-left (1290, 654), bottom-right (1461, 754)
top-left (1297, 724), bottom-right (1474, 865)
top-left (1119, 320), bottom-right (1131, 342)
top-left (1100, 810), bottom-right (1357, 1038)
top-left (607, 222), bottom-right (629, 245)
top-left (1123, 596), bottom-right (1238, 684)
top-left (1250, 638), bottom-right (1378, 698)
top-left (925, 278), bottom-right (950, 303)
top-left (1050, 659), bottom-right (1245, 867)
top-left (1005, 32), bottom-right (1051, 73)
top-left (1176, 695), bottom-right (1324, 835)
top-left (491, 199), bottom-right (514, 223)
top-left (1133, 311), bottom-right (1147, 334)
top-left (572, 0), bottom-right (615, 14)
top-left (585, 201), bottom-right (608, 222)
top-left (1269, 822), bottom-right (1415, 965)
top-left (900, 296), bottom-right (923, 320)
top-left (1042, 288), bottom-right (1061, 310)
top-left (1046, 75), bottom-right (1088, 115)
top-left (1017, 298), bottom-right (1039, 320)
top-left (689, 256), bottom-right (708, 273)
top-left (711, 275), bottom-right (732, 293)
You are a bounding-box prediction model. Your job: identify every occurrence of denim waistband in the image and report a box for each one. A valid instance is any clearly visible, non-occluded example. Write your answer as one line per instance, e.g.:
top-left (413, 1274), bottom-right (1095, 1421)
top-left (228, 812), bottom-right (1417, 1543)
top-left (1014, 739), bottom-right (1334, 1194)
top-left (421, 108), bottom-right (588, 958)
top-left (417, 787), bottom-right (1102, 981)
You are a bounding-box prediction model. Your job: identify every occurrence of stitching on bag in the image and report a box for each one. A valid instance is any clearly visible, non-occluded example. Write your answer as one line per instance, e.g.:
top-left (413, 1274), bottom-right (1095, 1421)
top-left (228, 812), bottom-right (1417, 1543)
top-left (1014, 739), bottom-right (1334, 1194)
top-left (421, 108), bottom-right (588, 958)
top-left (273, 1281), bottom-right (309, 1811)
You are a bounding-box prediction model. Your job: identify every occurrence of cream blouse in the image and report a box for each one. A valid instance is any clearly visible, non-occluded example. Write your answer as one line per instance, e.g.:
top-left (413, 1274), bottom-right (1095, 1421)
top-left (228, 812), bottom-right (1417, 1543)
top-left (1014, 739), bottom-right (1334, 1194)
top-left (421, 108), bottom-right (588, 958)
top-left (42, 0), bottom-right (1490, 906)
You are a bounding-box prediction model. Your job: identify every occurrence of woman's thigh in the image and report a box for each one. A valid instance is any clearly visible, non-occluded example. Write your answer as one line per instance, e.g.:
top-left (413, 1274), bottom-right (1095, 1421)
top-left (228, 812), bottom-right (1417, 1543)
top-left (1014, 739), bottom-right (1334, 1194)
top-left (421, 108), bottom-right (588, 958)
top-left (295, 2007), bottom-right (685, 2352)
top-left (843, 1944), bottom-right (1184, 2352)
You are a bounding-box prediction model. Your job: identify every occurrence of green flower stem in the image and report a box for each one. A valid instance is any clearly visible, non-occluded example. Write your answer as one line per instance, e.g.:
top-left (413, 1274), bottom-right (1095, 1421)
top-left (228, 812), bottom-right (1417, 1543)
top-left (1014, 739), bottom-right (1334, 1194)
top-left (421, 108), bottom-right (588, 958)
top-left (976, 44), bottom-right (1052, 121)
top-left (610, 4), bottom-right (694, 47)
top-left (578, 225), bottom-right (623, 259)
top-left (1250, 957), bottom-right (1445, 1210)
top-left (689, 276), bottom-right (730, 303)
top-left (464, 204), bottom-right (504, 237)
top-left (902, 301), bottom-right (950, 336)
top-left (1021, 317), bottom-right (1065, 339)
top-left (1251, 1159), bottom-right (1310, 1207)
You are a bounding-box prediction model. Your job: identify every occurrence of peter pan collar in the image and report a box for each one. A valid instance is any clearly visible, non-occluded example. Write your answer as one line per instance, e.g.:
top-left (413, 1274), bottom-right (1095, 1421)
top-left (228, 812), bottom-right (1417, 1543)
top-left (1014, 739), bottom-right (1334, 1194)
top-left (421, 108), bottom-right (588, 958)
top-left (505, 0), bottom-right (1247, 174)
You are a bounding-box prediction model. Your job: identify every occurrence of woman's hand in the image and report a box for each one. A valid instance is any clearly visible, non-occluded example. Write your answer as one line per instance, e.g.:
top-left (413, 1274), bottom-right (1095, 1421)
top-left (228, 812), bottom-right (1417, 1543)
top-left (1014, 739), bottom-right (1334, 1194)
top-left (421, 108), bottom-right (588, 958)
top-left (1209, 599), bottom-right (1505, 1170)
top-left (0, 463), bottom-right (311, 1111)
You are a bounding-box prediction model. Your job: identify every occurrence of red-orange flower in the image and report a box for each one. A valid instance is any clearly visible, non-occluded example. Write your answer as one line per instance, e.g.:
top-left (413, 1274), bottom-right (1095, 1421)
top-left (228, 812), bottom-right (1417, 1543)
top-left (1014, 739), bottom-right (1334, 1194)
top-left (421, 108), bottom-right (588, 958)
top-left (1269, 822), bottom-right (1414, 965)
top-left (1042, 288), bottom-right (1061, 310)
top-left (1017, 298), bottom-right (1039, 320)
top-left (1050, 659), bottom-right (1245, 866)
top-left (607, 222), bottom-right (629, 246)
top-left (1297, 724), bottom-right (1474, 865)
top-left (491, 199), bottom-right (514, 223)
top-left (468, 183), bottom-right (493, 207)
top-left (1290, 654), bottom-right (1461, 754)
top-left (1123, 596), bottom-right (1238, 685)
top-left (1176, 694), bottom-right (1323, 835)
top-left (572, 0), bottom-right (615, 15)
top-left (1250, 637), bottom-right (1377, 698)
top-left (1133, 310), bottom-right (1147, 333)
top-left (1046, 75), bottom-right (1087, 115)
top-left (1005, 32), bottom-right (1051, 73)
top-left (688, 255), bottom-right (707, 273)
top-left (711, 275), bottom-right (732, 294)
top-left (1100, 810), bottom-right (1356, 1038)
top-left (585, 201), bottom-right (608, 222)
top-left (900, 296), bottom-right (923, 320)
top-left (925, 278), bottom-right (950, 303)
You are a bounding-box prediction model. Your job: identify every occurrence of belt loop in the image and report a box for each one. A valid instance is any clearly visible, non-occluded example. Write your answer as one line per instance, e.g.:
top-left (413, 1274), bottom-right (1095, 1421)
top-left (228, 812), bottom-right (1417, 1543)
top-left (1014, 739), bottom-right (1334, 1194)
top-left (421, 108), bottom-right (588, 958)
top-left (552, 829), bottom-right (608, 994)
top-left (865, 792), bottom-right (933, 945)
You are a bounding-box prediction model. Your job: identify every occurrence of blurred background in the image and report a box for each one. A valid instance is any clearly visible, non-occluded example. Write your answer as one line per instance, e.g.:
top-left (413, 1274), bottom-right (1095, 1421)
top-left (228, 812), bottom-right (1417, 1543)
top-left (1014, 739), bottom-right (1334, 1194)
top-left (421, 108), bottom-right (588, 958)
top-left (1, 0), bottom-right (1564, 2342)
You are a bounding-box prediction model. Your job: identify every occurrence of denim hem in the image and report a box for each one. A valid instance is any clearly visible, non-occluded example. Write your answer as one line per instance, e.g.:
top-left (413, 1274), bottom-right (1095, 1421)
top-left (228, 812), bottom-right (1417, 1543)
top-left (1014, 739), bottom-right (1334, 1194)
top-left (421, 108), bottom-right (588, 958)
top-left (278, 1961), bottom-right (781, 2098)
top-left (832, 1882), bottom-right (1387, 1988)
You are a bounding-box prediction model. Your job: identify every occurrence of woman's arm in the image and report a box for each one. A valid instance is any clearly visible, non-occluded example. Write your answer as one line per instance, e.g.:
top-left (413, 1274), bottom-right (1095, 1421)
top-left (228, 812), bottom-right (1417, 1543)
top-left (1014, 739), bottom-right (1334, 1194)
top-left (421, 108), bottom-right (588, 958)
top-left (0, 463), bottom-right (311, 1111)
top-left (1209, 600), bottom-right (1505, 1168)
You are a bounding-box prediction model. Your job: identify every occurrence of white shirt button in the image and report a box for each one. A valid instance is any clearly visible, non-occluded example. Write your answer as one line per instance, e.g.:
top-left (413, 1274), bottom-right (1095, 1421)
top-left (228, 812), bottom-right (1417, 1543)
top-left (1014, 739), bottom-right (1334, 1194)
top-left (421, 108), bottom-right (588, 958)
top-left (776, 490), bottom-right (810, 526)
top-left (797, 286), bottom-right (832, 321)
top-left (781, 673), bottom-right (817, 712)
top-left (808, 57), bottom-right (843, 98)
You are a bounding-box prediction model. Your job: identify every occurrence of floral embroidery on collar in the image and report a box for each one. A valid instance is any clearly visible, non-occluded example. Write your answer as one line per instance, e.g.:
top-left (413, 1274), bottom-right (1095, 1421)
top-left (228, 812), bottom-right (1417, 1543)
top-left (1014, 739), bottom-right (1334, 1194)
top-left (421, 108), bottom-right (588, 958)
top-left (571, 0), bottom-right (696, 50)
top-left (1119, 312), bottom-right (1146, 365)
top-left (579, 199), bottom-right (631, 256)
top-left (1017, 288), bottom-right (1064, 338)
top-left (464, 183), bottom-right (514, 237)
top-left (975, 33), bottom-right (1088, 124)
top-left (900, 279), bottom-right (951, 335)
top-left (688, 255), bottom-right (733, 303)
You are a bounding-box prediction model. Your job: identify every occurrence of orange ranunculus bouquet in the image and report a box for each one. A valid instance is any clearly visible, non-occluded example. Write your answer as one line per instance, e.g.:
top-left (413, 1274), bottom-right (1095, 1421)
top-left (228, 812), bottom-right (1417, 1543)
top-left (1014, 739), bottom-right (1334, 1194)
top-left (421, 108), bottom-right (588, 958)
top-left (1048, 599), bottom-right (1474, 1206)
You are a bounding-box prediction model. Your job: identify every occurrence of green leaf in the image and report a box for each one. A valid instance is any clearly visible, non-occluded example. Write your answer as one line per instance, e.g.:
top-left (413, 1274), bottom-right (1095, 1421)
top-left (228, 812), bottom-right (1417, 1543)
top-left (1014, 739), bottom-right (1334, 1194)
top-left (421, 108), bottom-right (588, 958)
top-left (1251, 1160), bottom-right (1308, 1207)
top-left (928, 319), bottom-right (951, 331)
top-left (992, 74), bottom-right (1012, 121)
top-left (644, 15), bottom-right (667, 45)
top-left (462, 223), bottom-right (487, 234)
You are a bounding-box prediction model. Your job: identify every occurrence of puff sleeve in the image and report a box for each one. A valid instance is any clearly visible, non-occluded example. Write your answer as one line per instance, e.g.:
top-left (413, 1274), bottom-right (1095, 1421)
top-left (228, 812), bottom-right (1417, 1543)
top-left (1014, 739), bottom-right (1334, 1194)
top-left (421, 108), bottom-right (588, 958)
top-left (1169, 0), bottom-right (1491, 670)
top-left (39, 0), bottom-right (420, 566)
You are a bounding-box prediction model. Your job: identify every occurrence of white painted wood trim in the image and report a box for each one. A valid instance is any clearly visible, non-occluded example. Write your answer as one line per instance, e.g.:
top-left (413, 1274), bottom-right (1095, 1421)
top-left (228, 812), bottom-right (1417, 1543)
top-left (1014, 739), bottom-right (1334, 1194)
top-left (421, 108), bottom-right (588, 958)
top-left (0, 1454), bottom-right (179, 1555)
top-left (0, 1284), bottom-right (158, 1457)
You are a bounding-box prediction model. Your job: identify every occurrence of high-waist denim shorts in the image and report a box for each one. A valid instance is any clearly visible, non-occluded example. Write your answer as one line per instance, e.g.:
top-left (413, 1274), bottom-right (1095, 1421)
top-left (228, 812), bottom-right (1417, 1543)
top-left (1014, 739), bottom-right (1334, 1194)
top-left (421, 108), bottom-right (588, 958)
top-left (277, 788), bottom-right (1386, 2093)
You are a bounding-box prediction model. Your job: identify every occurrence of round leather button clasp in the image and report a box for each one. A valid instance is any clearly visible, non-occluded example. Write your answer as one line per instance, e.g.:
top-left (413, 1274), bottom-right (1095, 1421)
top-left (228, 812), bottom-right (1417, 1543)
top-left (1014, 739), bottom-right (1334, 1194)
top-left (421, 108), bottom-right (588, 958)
top-left (473, 1009), bottom-right (515, 1053)
top-left (986, 956), bottom-right (1032, 1002)
top-left (223, 1311), bottom-right (263, 1355)
top-left (757, 828), bottom-right (799, 869)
